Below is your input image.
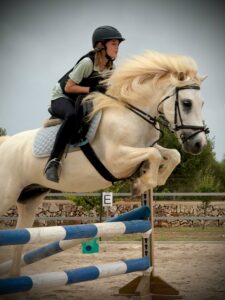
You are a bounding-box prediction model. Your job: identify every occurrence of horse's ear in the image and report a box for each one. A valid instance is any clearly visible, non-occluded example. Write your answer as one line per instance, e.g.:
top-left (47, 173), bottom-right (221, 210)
top-left (200, 74), bottom-right (208, 82)
top-left (178, 72), bottom-right (185, 81)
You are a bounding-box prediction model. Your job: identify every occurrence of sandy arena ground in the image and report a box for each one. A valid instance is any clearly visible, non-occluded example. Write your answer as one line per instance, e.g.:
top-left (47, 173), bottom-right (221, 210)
top-left (0, 241), bottom-right (225, 300)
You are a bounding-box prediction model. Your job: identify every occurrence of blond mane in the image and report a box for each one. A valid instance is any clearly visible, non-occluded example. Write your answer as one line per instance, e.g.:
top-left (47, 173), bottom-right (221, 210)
top-left (86, 51), bottom-right (202, 118)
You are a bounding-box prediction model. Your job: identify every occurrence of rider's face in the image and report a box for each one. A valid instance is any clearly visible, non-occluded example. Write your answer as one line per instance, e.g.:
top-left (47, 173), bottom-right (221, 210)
top-left (105, 39), bottom-right (120, 60)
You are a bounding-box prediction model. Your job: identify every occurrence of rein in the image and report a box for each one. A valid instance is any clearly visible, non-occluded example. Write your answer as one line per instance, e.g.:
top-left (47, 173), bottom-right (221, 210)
top-left (105, 94), bottom-right (163, 146)
top-left (105, 94), bottom-right (158, 126)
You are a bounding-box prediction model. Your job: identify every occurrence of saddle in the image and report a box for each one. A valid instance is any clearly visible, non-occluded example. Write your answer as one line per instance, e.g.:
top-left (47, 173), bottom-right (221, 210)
top-left (45, 99), bottom-right (93, 139)
top-left (33, 100), bottom-right (102, 158)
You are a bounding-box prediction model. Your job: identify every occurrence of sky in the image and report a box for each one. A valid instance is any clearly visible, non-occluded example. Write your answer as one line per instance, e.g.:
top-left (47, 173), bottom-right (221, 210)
top-left (0, 0), bottom-right (225, 161)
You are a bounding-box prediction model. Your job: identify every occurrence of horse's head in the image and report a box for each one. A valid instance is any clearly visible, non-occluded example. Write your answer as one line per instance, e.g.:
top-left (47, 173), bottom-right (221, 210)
top-left (89, 51), bottom-right (209, 155)
top-left (159, 75), bottom-right (209, 155)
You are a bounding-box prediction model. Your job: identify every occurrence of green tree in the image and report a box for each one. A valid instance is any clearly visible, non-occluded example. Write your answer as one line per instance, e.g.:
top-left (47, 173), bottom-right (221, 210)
top-left (70, 181), bottom-right (130, 210)
top-left (0, 127), bottom-right (6, 136)
top-left (213, 157), bottom-right (225, 191)
top-left (156, 127), bottom-right (218, 192)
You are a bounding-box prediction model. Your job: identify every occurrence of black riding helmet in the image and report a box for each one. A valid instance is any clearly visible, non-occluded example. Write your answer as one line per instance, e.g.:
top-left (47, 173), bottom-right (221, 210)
top-left (92, 25), bottom-right (125, 48)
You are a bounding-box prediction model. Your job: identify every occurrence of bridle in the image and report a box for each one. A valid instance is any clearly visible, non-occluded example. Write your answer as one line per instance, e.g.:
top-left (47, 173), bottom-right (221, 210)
top-left (157, 85), bottom-right (209, 143)
top-left (105, 84), bottom-right (209, 145)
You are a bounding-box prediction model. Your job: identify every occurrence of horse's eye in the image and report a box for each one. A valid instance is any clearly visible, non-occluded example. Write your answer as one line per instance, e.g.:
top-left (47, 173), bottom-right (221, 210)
top-left (182, 99), bottom-right (192, 110)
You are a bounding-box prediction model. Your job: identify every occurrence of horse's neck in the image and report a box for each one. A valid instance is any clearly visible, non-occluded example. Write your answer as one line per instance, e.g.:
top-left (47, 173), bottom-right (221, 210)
top-left (123, 85), bottom-right (167, 118)
top-left (100, 107), bottom-right (160, 148)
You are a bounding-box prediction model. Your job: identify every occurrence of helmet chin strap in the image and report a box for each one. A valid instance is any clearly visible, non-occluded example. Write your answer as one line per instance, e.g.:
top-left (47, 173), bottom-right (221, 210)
top-left (105, 53), bottom-right (114, 61)
top-left (95, 42), bottom-right (115, 62)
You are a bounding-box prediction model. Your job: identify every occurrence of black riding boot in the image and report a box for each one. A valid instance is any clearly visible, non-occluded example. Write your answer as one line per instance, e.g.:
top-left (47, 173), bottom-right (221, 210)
top-left (44, 158), bottom-right (61, 182)
top-left (44, 112), bottom-right (82, 182)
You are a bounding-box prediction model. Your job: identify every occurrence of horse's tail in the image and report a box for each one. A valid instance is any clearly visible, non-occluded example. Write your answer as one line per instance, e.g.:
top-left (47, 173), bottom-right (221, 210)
top-left (0, 136), bottom-right (9, 145)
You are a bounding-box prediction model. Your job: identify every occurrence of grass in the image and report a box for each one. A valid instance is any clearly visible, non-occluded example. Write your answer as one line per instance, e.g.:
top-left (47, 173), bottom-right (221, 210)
top-left (103, 226), bottom-right (225, 242)
top-left (154, 226), bottom-right (225, 241)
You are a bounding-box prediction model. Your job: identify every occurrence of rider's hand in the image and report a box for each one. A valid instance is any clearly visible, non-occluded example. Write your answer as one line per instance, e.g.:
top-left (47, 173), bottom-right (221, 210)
top-left (89, 85), bottom-right (107, 94)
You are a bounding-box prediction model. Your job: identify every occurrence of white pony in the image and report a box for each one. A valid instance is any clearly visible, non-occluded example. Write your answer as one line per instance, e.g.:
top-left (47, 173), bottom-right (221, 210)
top-left (0, 51), bottom-right (208, 276)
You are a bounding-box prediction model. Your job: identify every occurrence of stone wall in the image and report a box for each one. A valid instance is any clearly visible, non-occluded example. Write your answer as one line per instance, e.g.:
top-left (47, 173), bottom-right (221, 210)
top-left (1, 200), bottom-right (225, 228)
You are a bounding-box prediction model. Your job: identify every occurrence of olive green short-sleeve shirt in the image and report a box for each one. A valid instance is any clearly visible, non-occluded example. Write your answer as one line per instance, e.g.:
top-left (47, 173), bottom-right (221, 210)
top-left (51, 57), bottom-right (113, 101)
top-left (51, 57), bottom-right (93, 100)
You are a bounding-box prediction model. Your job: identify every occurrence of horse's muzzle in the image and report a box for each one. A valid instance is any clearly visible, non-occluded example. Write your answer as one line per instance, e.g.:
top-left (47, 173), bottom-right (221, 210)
top-left (180, 130), bottom-right (207, 155)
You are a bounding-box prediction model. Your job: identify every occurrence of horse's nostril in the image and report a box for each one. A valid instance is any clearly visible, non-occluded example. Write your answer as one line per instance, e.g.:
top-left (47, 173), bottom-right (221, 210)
top-left (193, 141), bottom-right (203, 154)
top-left (195, 141), bottom-right (201, 149)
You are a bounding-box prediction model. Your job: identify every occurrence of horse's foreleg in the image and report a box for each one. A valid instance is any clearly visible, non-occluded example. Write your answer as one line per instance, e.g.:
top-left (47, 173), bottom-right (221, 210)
top-left (108, 145), bottom-right (162, 195)
top-left (155, 145), bottom-right (181, 186)
top-left (10, 192), bottom-right (48, 277)
top-left (0, 180), bottom-right (20, 217)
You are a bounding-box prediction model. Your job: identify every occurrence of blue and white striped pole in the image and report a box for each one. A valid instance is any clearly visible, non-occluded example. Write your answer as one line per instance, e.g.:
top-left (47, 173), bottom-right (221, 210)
top-left (0, 220), bottom-right (151, 246)
top-left (107, 206), bottom-right (150, 222)
top-left (0, 206), bottom-right (151, 275)
top-left (0, 256), bottom-right (150, 295)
